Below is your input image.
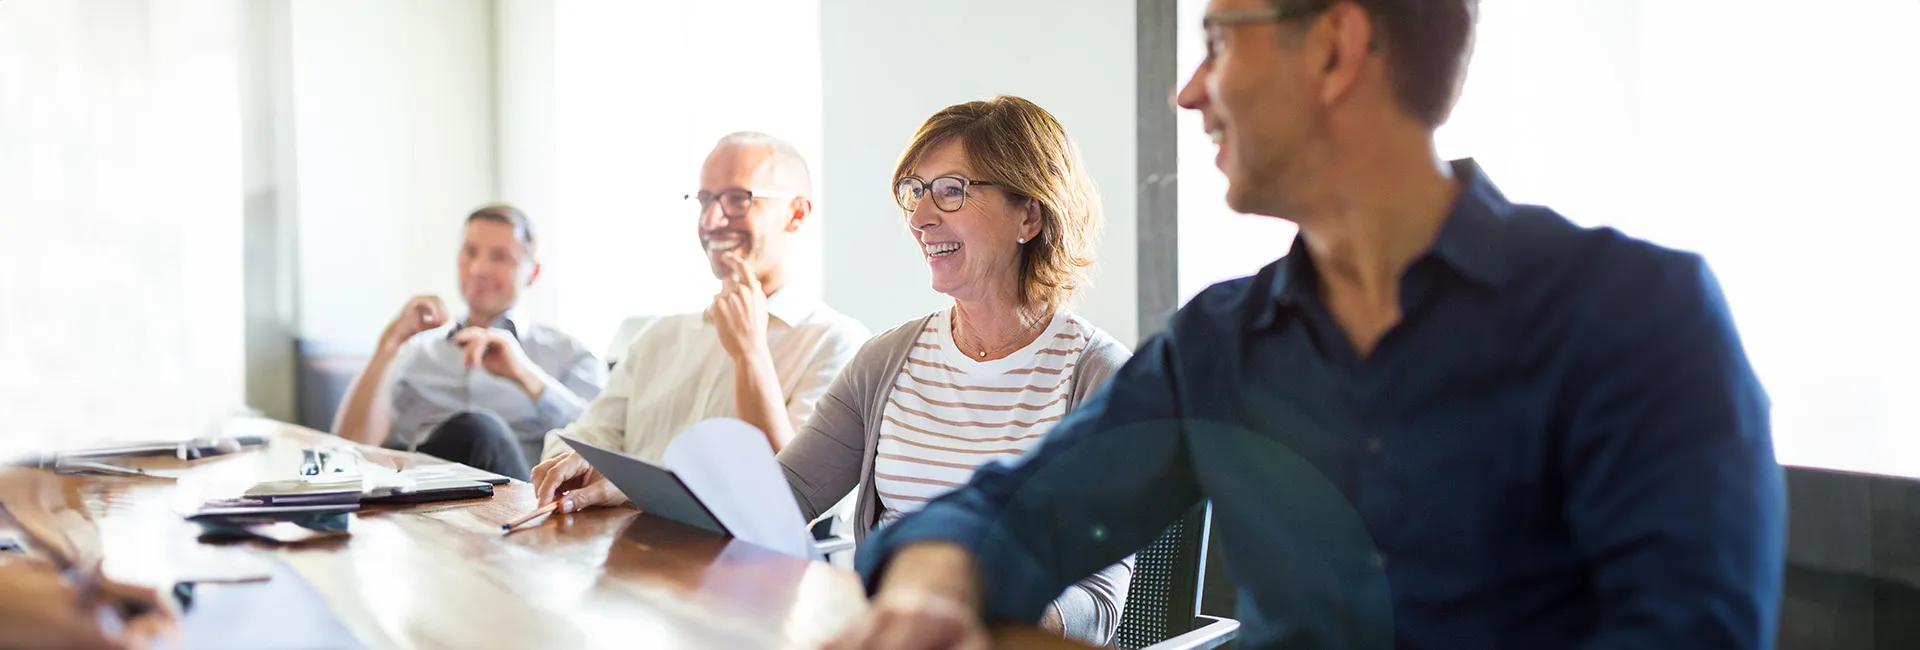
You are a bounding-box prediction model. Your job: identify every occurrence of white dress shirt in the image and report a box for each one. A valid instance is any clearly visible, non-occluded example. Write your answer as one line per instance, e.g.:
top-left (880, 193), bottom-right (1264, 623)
top-left (385, 312), bottom-right (607, 463)
top-left (542, 290), bottom-right (870, 463)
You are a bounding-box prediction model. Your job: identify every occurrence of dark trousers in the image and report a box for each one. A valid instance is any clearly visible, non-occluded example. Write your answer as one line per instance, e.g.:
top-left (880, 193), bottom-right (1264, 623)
top-left (417, 412), bottom-right (532, 481)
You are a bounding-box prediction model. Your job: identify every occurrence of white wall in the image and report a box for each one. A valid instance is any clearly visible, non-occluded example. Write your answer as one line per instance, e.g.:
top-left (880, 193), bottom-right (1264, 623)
top-left (495, 0), bottom-right (559, 321)
top-left (820, 0), bottom-right (1140, 344)
top-left (287, 0), bottom-right (828, 357)
top-left (289, 0), bottom-right (499, 351)
top-left (545, 0), bottom-right (826, 353)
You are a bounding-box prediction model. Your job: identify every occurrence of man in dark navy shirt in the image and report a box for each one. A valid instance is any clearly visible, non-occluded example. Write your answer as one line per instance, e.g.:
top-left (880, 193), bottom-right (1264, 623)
top-left (827, 1), bottom-right (1785, 649)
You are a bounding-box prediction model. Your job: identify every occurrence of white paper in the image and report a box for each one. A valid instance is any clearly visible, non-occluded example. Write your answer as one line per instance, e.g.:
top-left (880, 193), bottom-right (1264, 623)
top-left (661, 418), bottom-right (820, 560)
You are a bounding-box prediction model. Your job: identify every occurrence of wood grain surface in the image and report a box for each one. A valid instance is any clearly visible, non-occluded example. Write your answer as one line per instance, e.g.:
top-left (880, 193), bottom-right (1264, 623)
top-left (25, 421), bottom-right (1087, 650)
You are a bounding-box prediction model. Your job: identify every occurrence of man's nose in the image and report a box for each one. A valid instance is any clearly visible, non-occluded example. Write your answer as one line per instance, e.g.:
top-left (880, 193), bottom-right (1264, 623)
top-left (1174, 61), bottom-right (1208, 111)
top-left (699, 200), bottom-right (729, 231)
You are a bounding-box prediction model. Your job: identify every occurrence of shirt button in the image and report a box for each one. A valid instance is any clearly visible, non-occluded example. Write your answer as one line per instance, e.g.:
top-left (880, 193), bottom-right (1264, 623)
top-left (1365, 437), bottom-right (1383, 454)
top-left (1370, 552), bottom-right (1388, 571)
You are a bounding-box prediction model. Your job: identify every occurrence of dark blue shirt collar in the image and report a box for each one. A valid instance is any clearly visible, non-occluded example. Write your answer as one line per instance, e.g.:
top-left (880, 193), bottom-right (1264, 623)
top-left (1256, 159), bottom-right (1516, 328)
top-left (447, 310), bottom-right (521, 340)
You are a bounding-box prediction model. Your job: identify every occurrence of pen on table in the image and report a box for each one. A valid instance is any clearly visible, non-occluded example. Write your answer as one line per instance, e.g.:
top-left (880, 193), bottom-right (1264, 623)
top-left (500, 498), bottom-right (570, 534)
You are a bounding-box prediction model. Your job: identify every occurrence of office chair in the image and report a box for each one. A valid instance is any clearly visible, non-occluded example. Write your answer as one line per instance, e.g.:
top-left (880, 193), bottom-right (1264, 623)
top-left (1116, 502), bottom-right (1239, 650)
top-left (810, 491), bottom-right (861, 567)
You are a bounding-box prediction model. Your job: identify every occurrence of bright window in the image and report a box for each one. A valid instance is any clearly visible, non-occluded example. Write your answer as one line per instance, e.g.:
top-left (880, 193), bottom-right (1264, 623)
top-left (549, 0), bottom-right (825, 352)
top-left (1175, 0), bottom-right (1920, 476)
top-left (1174, 0), bottom-right (1299, 304)
top-left (0, 1), bottom-right (246, 454)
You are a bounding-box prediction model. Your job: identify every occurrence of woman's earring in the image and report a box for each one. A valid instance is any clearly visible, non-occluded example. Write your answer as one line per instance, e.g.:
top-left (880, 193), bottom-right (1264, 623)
top-left (1017, 237), bottom-right (1026, 244)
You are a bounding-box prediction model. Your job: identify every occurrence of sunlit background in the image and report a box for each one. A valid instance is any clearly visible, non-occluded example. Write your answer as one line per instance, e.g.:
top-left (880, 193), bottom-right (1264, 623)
top-left (3, 0), bottom-right (1918, 479)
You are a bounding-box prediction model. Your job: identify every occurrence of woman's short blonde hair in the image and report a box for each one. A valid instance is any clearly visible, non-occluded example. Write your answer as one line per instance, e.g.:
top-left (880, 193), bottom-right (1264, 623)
top-left (892, 95), bottom-right (1101, 313)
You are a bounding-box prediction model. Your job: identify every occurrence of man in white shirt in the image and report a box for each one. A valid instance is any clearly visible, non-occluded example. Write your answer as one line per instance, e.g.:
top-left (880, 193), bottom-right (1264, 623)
top-left (532, 132), bottom-right (869, 507)
top-left (333, 205), bottom-right (607, 480)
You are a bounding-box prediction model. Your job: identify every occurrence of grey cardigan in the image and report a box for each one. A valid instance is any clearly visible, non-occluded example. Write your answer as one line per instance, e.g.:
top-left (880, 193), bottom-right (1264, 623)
top-left (778, 313), bottom-right (1134, 646)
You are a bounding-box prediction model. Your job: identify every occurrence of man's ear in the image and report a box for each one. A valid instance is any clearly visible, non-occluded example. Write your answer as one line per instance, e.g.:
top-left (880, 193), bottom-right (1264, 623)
top-left (1315, 2), bottom-right (1374, 107)
top-left (525, 262), bottom-right (542, 287)
top-left (785, 197), bottom-right (813, 233)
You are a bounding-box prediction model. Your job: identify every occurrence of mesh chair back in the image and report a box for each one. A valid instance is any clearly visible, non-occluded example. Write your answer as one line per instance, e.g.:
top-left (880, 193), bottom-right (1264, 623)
top-left (1114, 503), bottom-right (1209, 650)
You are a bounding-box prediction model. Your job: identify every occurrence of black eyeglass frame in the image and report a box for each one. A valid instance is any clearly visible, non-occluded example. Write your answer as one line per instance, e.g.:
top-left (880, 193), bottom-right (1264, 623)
top-left (1200, 2), bottom-right (1338, 60)
top-left (684, 188), bottom-right (799, 218)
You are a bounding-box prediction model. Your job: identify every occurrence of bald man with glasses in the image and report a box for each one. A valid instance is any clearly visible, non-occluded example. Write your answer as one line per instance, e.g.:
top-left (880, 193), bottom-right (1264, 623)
top-left (530, 132), bottom-right (869, 506)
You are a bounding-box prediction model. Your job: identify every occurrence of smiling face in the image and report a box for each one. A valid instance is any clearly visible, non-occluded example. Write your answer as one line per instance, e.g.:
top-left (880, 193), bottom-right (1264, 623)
top-left (1175, 0), bottom-right (1335, 217)
top-left (456, 218), bottom-right (533, 316)
top-left (901, 140), bottom-right (1041, 304)
top-left (1176, 0), bottom-right (1479, 219)
top-left (695, 143), bottom-right (804, 284)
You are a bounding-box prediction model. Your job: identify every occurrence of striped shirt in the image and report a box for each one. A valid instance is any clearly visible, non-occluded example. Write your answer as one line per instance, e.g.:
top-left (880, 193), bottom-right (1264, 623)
top-left (873, 309), bottom-right (1091, 525)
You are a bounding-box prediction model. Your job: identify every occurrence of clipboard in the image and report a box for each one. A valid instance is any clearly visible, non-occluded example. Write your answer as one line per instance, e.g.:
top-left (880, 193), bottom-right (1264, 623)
top-left (560, 435), bottom-right (731, 536)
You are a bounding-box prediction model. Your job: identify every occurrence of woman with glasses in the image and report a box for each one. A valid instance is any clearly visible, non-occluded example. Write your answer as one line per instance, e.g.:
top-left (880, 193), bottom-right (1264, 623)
top-left (778, 96), bottom-right (1132, 645)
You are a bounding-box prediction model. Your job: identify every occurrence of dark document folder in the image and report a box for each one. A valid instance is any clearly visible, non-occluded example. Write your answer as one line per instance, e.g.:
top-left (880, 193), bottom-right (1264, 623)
top-left (560, 435), bottom-right (730, 536)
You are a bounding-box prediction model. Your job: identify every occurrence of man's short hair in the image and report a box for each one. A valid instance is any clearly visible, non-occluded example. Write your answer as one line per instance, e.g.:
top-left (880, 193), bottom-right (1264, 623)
top-left (466, 204), bottom-right (535, 252)
top-left (1279, 0), bottom-right (1478, 126)
top-left (714, 131), bottom-right (813, 197)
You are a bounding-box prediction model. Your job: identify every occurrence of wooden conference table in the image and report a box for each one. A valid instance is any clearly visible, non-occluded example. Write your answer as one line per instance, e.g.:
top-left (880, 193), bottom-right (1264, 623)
top-left (40, 421), bottom-right (1082, 650)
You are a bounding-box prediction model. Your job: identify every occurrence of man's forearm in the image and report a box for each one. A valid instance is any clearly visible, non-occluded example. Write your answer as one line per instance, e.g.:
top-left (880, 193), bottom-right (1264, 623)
top-left (878, 542), bottom-right (981, 608)
top-left (528, 370), bottom-right (593, 432)
top-left (731, 348), bottom-right (794, 452)
top-left (516, 370), bottom-right (548, 403)
top-left (333, 342), bottom-right (402, 446)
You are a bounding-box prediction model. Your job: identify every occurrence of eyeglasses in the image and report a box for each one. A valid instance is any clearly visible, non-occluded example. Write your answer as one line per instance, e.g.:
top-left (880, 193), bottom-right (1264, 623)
top-left (1201, 1), bottom-right (1333, 62)
top-left (685, 188), bottom-right (797, 219)
top-left (895, 176), bottom-right (999, 213)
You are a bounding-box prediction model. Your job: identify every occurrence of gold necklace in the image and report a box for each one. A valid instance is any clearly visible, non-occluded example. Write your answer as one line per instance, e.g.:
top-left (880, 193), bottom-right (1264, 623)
top-left (952, 307), bottom-right (1050, 359)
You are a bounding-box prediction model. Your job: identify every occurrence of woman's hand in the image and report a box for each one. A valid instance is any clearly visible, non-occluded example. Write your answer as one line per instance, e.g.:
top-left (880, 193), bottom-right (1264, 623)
top-left (529, 452), bottom-right (625, 513)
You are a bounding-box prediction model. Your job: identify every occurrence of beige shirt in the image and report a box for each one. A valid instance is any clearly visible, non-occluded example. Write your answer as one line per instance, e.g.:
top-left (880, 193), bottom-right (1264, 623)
top-left (542, 291), bottom-right (869, 463)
